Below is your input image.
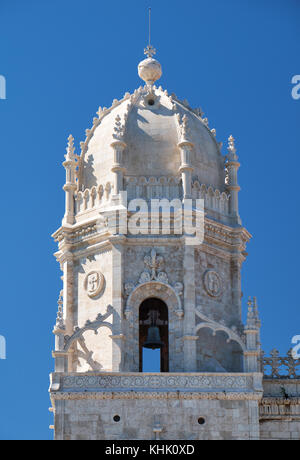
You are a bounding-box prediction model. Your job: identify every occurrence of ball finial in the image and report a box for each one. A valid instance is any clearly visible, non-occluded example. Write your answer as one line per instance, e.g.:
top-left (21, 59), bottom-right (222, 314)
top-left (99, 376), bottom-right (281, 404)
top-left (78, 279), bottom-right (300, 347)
top-left (138, 46), bottom-right (162, 85)
top-left (138, 9), bottom-right (162, 85)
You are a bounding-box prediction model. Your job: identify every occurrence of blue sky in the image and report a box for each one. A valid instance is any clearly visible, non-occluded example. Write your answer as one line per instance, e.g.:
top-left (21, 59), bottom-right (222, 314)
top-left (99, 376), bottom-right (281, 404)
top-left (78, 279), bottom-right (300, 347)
top-left (0, 0), bottom-right (299, 439)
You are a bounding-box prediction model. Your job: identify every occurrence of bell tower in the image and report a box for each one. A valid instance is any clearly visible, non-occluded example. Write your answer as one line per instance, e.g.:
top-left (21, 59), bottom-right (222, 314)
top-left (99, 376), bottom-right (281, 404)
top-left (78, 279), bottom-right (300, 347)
top-left (49, 44), bottom-right (263, 440)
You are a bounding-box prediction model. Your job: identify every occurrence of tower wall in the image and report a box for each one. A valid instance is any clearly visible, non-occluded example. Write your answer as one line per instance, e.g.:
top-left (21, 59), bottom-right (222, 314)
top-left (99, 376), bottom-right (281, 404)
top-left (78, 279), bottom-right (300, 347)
top-left (50, 50), bottom-right (268, 440)
top-left (50, 372), bottom-right (262, 440)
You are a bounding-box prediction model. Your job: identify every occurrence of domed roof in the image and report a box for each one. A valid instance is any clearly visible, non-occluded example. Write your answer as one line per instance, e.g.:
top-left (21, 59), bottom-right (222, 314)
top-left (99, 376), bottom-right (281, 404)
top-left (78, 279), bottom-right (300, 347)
top-left (78, 55), bottom-right (225, 192)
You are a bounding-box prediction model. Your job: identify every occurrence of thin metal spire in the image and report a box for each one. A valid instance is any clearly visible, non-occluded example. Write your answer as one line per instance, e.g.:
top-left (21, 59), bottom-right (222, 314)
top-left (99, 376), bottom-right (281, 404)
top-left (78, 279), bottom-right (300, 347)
top-left (148, 7), bottom-right (151, 46)
top-left (144, 7), bottom-right (156, 58)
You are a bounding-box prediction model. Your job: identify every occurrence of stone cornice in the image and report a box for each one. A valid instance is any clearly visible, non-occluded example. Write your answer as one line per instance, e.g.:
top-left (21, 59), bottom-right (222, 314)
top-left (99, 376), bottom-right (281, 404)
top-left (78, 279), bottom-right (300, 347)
top-left (52, 216), bottom-right (251, 259)
top-left (261, 397), bottom-right (300, 405)
top-left (263, 378), bottom-right (300, 385)
top-left (203, 218), bottom-right (251, 253)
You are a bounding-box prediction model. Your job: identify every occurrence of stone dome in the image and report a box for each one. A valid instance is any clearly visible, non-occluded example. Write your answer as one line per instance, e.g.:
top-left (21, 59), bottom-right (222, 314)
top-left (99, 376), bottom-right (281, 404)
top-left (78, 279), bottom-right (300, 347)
top-left (78, 59), bottom-right (225, 193)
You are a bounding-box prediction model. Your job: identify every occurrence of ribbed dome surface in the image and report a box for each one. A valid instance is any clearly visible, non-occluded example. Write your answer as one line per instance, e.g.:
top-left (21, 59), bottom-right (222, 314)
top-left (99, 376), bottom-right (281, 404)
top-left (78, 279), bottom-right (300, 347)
top-left (79, 86), bottom-right (225, 192)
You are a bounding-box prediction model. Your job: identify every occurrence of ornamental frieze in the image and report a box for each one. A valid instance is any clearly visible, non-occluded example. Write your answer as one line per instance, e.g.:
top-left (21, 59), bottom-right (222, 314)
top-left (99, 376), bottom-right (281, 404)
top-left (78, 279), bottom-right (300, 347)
top-left (50, 391), bottom-right (262, 402)
top-left (61, 373), bottom-right (253, 391)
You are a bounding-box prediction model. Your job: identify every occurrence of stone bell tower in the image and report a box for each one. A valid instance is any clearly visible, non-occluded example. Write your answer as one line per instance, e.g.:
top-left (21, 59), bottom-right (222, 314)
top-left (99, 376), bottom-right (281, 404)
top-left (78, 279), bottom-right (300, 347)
top-left (49, 44), bottom-right (264, 440)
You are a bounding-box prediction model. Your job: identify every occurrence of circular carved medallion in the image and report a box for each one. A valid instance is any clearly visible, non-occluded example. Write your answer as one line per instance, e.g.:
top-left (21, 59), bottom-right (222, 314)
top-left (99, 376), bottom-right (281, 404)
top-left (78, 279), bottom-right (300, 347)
top-left (203, 270), bottom-right (222, 297)
top-left (84, 271), bottom-right (104, 298)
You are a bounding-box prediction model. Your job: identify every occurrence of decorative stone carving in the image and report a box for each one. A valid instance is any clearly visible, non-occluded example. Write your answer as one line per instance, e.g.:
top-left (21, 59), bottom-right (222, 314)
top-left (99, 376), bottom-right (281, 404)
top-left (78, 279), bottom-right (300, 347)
top-left (195, 308), bottom-right (246, 351)
top-left (144, 249), bottom-right (164, 279)
top-left (54, 290), bottom-right (65, 332)
top-left (61, 372), bottom-right (254, 391)
top-left (124, 249), bottom-right (184, 318)
top-left (113, 115), bottom-right (126, 142)
top-left (261, 349), bottom-right (300, 379)
top-left (124, 282), bottom-right (135, 296)
top-left (176, 113), bottom-right (191, 143)
top-left (138, 250), bottom-right (169, 284)
top-left (125, 280), bottom-right (183, 320)
top-left (203, 270), bottom-right (222, 297)
top-left (260, 398), bottom-right (300, 419)
top-left (138, 271), bottom-right (151, 284)
top-left (50, 390), bottom-right (263, 402)
top-left (156, 271), bottom-right (169, 284)
top-left (63, 305), bottom-right (114, 351)
top-left (84, 271), bottom-right (104, 298)
top-left (173, 282), bottom-right (183, 297)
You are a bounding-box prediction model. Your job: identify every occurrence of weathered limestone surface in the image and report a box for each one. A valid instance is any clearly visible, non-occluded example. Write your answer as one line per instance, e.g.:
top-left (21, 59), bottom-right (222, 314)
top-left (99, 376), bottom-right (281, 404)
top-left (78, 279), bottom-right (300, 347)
top-left (54, 398), bottom-right (258, 441)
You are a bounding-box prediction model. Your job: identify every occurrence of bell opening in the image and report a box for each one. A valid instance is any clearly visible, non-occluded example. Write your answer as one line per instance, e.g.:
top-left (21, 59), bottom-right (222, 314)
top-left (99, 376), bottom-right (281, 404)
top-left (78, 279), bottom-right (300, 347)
top-left (139, 298), bottom-right (169, 372)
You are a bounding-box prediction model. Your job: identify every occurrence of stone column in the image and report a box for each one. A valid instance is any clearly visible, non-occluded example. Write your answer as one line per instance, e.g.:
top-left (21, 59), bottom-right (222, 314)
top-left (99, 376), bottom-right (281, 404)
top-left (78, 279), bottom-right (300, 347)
top-left (62, 135), bottom-right (77, 225)
top-left (182, 242), bottom-right (197, 371)
top-left (178, 141), bottom-right (194, 199)
top-left (52, 351), bottom-right (68, 373)
top-left (62, 252), bottom-right (74, 336)
top-left (110, 334), bottom-right (125, 372)
top-left (110, 236), bottom-right (125, 371)
top-left (111, 140), bottom-right (127, 198)
top-left (225, 135), bottom-right (241, 225)
top-left (53, 400), bottom-right (65, 440)
top-left (231, 255), bottom-right (242, 319)
top-left (248, 399), bottom-right (260, 440)
top-left (52, 302), bottom-right (68, 373)
top-left (63, 183), bottom-right (76, 225)
top-left (244, 299), bottom-right (261, 372)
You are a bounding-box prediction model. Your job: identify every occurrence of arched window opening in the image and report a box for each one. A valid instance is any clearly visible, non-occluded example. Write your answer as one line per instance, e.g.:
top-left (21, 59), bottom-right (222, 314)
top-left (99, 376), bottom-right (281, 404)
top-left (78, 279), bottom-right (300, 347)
top-left (139, 298), bottom-right (169, 372)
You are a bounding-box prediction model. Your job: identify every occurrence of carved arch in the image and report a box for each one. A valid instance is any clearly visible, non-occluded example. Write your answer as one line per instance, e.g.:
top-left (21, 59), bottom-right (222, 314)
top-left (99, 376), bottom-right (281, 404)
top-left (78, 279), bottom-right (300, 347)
top-left (124, 282), bottom-right (183, 372)
top-left (195, 309), bottom-right (246, 352)
top-left (125, 281), bottom-right (183, 319)
top-left (195, 322), bottom-right (246, 352)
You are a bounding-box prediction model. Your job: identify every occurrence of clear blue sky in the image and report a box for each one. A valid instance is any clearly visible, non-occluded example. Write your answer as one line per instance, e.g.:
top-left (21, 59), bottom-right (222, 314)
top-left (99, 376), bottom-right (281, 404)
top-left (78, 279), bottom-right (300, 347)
top-left (0, 0), bottom-right (299, 440)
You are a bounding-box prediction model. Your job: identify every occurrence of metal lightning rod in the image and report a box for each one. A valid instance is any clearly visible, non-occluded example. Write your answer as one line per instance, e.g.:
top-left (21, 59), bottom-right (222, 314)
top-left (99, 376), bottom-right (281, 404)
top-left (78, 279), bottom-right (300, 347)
top-left (148, 7), bottom-right (151, 47)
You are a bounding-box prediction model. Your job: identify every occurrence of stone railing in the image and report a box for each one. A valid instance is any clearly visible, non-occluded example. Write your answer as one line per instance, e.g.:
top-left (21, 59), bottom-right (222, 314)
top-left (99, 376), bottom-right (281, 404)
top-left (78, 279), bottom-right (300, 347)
top-left (261, 349), bottom-right (300, 379)
top-left (191, 181), bottom-right (229, 216)
top-left (75, 183), bottom-right (113, 214)
top-left (125, 176), bottom-right (230, 216)
top-left (125, 176), bottom-right (182, 201)
top-left (74, 177), bottom-right (230, 219)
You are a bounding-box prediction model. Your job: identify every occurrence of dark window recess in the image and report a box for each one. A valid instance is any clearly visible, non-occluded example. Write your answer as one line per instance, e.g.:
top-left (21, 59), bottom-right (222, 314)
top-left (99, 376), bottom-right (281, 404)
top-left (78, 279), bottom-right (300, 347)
top-left (198, 417), bottom-right (205, 425)
top-left (113, 415), bottom-right (120, 422)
